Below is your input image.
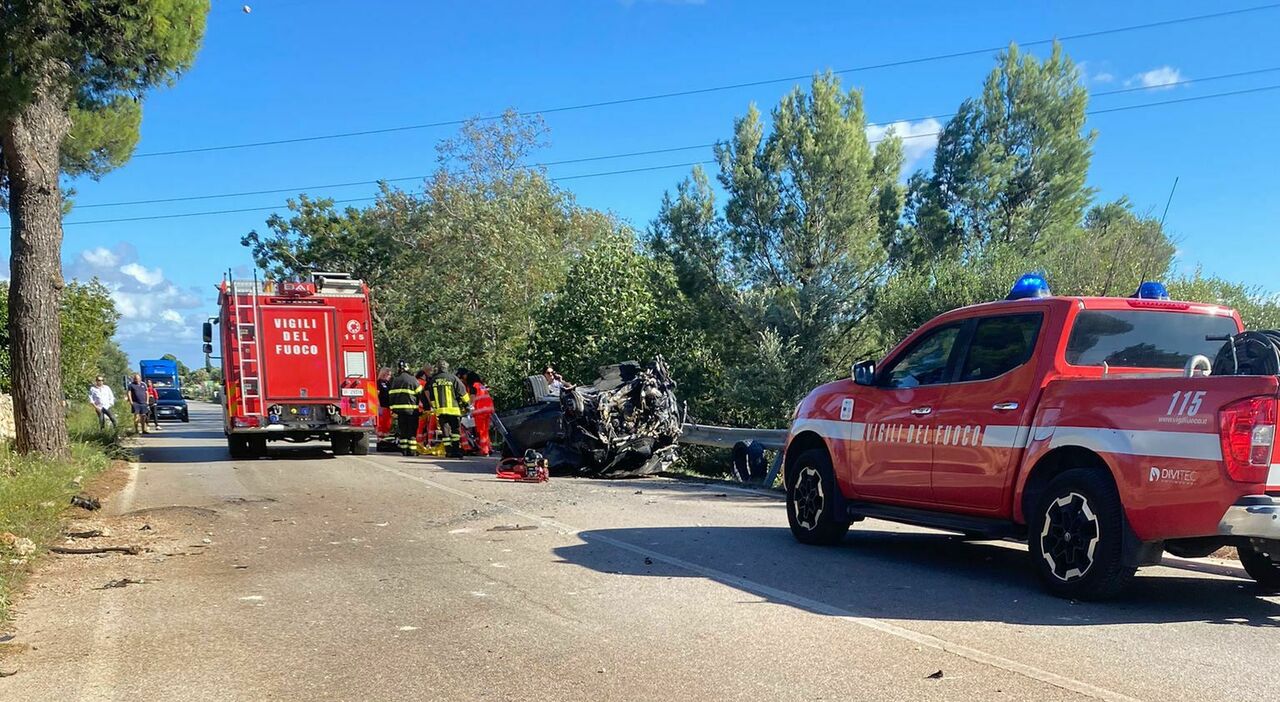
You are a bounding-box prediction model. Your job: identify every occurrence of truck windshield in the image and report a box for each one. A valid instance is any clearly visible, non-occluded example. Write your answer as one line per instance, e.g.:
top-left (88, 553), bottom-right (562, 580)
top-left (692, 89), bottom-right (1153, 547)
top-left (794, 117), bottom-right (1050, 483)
top-left (1065, 309), bottom-right (1239, 369)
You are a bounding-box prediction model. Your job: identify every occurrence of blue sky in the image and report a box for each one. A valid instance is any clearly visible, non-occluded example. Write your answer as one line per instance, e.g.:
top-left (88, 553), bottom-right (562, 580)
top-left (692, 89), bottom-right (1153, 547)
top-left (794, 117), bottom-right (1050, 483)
top-left (13, 0), bottom-right (1280, 368)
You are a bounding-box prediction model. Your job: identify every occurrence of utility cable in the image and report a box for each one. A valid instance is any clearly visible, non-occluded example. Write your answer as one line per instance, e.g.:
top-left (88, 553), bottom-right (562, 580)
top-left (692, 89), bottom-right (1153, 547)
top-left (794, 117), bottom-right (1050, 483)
top-left (131, 3), bottom-right (1280, 158)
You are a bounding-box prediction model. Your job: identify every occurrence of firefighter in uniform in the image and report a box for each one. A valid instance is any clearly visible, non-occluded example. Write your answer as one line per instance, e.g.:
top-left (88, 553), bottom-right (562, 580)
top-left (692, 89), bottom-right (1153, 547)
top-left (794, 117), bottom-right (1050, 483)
top-left (428, 361), bottom-right (470, 458)
top-left (387, 360), bottom-right (423, 456)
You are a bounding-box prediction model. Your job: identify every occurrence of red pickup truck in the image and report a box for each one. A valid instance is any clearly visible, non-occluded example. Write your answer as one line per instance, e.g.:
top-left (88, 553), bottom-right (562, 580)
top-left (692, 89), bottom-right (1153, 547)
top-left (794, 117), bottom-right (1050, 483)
top-left (783, 276), bottom-right (1280, 599)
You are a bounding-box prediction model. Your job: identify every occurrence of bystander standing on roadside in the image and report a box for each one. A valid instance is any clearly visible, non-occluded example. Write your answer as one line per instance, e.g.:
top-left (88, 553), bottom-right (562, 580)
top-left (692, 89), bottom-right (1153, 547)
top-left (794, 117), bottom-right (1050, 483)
top-left (126, 374), bottom-right (150, 434)
top-left (89, 376), bottom-right (117, 431)
top-left (146, 380), bottom-right (161, 431)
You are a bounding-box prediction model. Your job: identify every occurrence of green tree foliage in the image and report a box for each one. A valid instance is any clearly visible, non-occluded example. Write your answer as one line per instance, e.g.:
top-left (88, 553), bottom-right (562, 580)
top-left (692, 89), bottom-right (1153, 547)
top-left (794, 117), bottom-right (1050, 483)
top-left (1, 0), bottom-right (209, 455)
top-left (529, 232), bottom-right (685, 386)
top-left (653, 73), bottom-right (904, 426)
top-left (0, 280), bottom-right (120, 396)
top-left (898, 43), bottom-right (1093, 261)
top-left (243, 111), bottom-right (613, 407)
top-left (1169, 270), bottom-right (1280, 330)
top-left (95, 339), bottom-right (130, 388)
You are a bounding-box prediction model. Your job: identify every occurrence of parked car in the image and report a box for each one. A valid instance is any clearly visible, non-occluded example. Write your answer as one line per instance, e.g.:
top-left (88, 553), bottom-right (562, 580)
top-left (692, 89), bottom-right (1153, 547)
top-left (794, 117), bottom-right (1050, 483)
top-left (154, 387), bottom-right (190, 423)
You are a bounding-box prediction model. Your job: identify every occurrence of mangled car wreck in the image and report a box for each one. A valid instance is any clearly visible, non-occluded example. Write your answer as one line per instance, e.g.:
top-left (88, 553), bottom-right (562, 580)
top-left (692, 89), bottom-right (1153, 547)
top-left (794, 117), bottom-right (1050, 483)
top-left (498, 357), bottom-right (683, 477)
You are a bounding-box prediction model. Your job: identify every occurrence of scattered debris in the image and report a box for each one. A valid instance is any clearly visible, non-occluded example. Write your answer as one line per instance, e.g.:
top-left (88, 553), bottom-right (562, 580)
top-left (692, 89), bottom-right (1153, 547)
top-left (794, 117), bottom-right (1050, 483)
top-left (70, 495), bottom-right (101, 511)
top-left (0, 665), bottom-right (16, 678)
top-left (139, 524), bottom-right (153, 531)
top-left (65, 529), bottom-right (106, 539)
top-left (487, 524), bottom-right (538, 532)
top-left (201, 538), bottom-right (213, 544)
top-left (233, 564), bottom-right (249, 570)
top-left (643, 557), bottom-right (653, 565)
top-left (96, 578), bottom-right (147, 590)
top-left (397, 626), bottom-right (418, 631)
top-left (50, 545), bottom-right (143, 556)
top-left (238, 595), bottom-right (264, 602)
top-left (926, 670), bottom-right (945, 680)
top-left (1, 533), bottom-right (36, 558)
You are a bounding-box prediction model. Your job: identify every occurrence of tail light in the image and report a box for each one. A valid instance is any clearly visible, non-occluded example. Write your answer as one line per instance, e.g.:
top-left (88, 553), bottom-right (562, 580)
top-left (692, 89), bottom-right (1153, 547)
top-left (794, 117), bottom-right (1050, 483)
top-left (232, 416), bottom-right (261, 428)
top-left (1219, 395), bottom-right (1276, 482)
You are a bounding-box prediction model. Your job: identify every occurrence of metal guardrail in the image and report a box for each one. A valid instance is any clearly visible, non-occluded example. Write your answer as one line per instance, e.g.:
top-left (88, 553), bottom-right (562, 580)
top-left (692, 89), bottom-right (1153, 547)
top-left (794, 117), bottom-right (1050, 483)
top-left (679, 423), bottom-right (789, 486)
top-left (679, 423), bottom-right (788, 450)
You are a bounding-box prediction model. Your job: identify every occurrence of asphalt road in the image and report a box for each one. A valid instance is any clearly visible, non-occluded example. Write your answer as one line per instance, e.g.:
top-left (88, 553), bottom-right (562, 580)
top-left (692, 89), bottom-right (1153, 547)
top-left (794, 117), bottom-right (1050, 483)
top-left (6, 403), bottom-right (1280, 701)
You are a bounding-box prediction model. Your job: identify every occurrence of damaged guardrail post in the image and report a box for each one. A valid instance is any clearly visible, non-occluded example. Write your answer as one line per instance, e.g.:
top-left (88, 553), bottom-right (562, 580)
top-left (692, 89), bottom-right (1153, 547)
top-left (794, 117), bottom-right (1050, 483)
top-left (679, 423), bottom-right (788, 486)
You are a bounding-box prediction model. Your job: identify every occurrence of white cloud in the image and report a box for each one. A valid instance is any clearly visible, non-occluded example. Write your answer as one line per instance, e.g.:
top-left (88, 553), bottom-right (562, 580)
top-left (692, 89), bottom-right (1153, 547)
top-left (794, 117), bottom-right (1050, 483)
top-left (119, 262), bottom-right (164, 287)
top-left (64, 243), bottom-right (208, 362)
top-left (1094, 72), bottom-right (1115, 83)
top-left (81, 247), bottom-right (119, 268)
top-left (866, 118), bottom-right (943, 172)
top-left (1127, 66), bottom-right (1185, 91)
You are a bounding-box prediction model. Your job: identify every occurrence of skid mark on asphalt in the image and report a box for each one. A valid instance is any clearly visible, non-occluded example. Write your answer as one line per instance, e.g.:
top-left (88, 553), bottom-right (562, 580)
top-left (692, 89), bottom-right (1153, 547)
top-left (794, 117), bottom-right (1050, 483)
top-left (356, 457), bottom-right (1139, 702)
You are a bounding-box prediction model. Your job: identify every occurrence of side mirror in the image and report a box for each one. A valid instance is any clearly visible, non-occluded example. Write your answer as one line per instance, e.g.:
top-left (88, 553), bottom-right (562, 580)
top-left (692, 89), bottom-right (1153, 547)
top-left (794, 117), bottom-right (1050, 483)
top-left (201, 321), bottom-right (213, 343)
top-left (202, 343), bottom-right (213, 355)
top-left (852, 360), bottom-right (877, 386)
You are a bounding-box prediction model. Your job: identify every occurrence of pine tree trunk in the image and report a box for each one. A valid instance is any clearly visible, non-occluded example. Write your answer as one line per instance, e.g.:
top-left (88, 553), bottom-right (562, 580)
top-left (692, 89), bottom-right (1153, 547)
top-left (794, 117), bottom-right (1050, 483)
top-left (2, 73), bottom-right (71, 457)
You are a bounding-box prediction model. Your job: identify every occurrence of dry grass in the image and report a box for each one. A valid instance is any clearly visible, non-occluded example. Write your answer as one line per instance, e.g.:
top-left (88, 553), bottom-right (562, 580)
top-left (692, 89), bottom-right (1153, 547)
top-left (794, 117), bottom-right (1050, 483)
top-left (0, 406), bottom-right (126, 626)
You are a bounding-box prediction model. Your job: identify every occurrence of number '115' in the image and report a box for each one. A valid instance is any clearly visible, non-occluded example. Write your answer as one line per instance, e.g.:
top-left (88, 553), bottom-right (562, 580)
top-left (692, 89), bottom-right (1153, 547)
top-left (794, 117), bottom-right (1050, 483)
top-left (1167, 390), bottom-right (1205, 417)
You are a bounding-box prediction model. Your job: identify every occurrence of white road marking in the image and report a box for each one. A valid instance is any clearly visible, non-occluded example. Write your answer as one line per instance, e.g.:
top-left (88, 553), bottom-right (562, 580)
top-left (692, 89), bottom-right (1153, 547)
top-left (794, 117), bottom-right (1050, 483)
top-left (355, 456), bottom-right (1140, 702)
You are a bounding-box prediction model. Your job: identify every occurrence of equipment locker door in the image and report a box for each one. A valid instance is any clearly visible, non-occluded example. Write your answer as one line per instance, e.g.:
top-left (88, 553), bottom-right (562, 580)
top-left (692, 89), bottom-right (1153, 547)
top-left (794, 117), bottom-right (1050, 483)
top-left (259, 305), bottom-right (340, 401)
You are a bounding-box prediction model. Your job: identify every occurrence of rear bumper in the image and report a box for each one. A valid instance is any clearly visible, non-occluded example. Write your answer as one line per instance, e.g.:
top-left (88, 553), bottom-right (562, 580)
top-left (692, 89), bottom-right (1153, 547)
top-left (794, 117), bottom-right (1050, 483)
top-left (228, 424), bottom-right (373, 435)
top-left (1217, 495), bottom-right (1280, 540)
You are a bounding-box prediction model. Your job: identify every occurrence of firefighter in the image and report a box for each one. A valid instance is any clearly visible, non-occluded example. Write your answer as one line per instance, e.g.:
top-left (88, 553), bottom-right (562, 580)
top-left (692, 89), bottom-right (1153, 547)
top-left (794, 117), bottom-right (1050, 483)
top-left (387, 360), bottom-right (423, 456)
top-left (460, 368), bottom-right (494, 456)
top-left (375, 367), bottom-right (394, 449)
top-left (427, 360), bottom-right (470, 458)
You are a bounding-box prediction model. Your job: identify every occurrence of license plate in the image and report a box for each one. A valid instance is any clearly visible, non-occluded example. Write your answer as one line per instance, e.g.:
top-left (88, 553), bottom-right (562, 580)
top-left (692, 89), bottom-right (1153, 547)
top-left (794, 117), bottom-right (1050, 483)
top-left (341, 388), bottom-right (363, 397)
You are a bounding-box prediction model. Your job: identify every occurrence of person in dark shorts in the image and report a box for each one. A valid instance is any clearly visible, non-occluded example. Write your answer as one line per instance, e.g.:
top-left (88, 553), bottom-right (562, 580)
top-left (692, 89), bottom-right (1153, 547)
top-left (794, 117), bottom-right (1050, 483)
top-left (126, 374), bottom-right (151, 434)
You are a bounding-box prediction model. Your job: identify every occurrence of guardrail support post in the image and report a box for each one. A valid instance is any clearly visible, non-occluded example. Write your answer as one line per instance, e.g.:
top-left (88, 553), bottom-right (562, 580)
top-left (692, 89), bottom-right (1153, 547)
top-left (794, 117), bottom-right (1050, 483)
top-left (762, 449), bottom-right (784, 488)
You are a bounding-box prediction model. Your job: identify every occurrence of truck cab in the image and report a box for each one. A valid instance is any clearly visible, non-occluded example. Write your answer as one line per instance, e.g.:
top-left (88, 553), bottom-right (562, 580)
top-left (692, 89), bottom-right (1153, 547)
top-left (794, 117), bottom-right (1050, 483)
top-left (784, 276), bottom-right (1280, 599)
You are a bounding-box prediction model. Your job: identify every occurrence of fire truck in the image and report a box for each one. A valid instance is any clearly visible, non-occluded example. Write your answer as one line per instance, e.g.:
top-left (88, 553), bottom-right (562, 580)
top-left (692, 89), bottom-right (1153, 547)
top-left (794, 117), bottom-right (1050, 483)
top-left (204, 272), bottom-right (379, 458)
top-left (784, 276), bottom-right (1280, 600)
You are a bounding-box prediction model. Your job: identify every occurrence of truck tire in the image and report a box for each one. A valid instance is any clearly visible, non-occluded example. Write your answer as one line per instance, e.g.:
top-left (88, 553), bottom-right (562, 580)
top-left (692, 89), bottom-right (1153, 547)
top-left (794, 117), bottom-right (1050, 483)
top-left (351, 433), bottom-right (370, 456)
top-left (227, 435), bottom-right (249, 459)
top-left (331, 433), bottom-right (352, 456)
top-left (786, 447), bottom-right (850, 545)
top-left (1238, 539), bottom-right (1280, 590)
top-left (1029, 469), bottom-right (1136, 600)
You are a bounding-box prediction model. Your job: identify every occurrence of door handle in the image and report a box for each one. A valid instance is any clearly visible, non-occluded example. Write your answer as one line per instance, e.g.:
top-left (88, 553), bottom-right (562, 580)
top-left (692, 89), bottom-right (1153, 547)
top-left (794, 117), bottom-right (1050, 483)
top-left (992, 402), bottom-right (1019, 411)
top-left (910, 406), bottom-right (932, 416)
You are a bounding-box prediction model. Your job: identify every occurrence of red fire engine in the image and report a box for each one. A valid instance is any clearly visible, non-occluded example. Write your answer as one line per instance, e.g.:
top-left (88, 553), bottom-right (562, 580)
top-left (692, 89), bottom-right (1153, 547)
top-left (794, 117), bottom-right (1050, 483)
top-left (784, 276), bottom-right (1280, 599)
top-left (204, 272), bottom-right (379, 458)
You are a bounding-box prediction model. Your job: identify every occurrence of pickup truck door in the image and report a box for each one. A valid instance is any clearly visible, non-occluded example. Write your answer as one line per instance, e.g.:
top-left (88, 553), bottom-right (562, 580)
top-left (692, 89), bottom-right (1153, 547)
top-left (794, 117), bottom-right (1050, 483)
top-left (932, 311), bottom-right (1045, 514)
top-left (855, 322), bottom-right (964, 505)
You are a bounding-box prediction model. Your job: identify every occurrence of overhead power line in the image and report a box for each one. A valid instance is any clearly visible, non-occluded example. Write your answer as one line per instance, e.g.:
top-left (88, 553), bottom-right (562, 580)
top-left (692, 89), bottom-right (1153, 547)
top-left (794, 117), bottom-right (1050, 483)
top-left (38, 161), bottom-right (719, 227)
top-left (76, 77), bottom-right (1280, 211)
top-left (131, 3), bottom-right (1280, 159)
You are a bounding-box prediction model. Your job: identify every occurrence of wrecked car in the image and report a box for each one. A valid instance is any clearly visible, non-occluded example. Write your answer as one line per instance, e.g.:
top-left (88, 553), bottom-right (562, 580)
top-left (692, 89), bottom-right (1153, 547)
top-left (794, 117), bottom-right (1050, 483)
top-left (497, 357), bottom-right (682, 477)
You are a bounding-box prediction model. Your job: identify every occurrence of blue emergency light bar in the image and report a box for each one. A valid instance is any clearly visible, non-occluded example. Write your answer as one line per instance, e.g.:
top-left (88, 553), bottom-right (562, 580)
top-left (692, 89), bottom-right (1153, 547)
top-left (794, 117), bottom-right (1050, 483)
top-left (1007, 273), bottom-right (1051, 301)
top-left (1133, 281), bottom-right (1170, 300)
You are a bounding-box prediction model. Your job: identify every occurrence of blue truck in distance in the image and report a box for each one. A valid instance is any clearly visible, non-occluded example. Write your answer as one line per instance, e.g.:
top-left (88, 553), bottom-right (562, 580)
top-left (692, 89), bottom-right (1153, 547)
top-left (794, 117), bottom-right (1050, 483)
top-left (139, 359), bottom-right (181, 389)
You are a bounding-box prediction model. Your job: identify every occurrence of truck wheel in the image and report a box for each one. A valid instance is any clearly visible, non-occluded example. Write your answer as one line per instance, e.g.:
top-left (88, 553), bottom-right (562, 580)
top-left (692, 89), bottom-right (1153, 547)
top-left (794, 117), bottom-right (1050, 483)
top-left (227, 435), bottom-right (249, 459)
top-left (786, 448), bottom-right (850, 545)
top-left (1238, 539), bottom-right (1280, 590)
top-left (351, 433), bottom-right (370, 455)
top-left (331, 434), bottom-right (352, 456)
top-left (1029, 469), bottom-right (1136, 600)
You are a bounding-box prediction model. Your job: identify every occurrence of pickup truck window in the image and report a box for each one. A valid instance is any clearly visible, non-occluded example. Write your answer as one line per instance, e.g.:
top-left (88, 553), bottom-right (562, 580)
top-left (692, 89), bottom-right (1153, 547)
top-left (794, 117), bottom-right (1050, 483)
top-left (881, 324), bottom-right (961, 388)
top-left (959, 313), bottom-right (1043, 382)
top-left (1065, 309), bottom-right (1238, 369)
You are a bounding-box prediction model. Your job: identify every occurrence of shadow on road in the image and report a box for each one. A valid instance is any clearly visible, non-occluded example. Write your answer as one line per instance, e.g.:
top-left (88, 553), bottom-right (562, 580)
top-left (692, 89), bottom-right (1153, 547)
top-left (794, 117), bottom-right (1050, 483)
top-left (554, 525), bottom-right (1280, 628)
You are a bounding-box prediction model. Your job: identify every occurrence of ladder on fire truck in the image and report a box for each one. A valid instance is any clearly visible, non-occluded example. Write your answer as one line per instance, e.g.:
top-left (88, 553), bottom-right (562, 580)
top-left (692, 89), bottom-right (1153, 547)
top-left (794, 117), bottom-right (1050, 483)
top-left (229, 275), bottom-right (264, 418)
